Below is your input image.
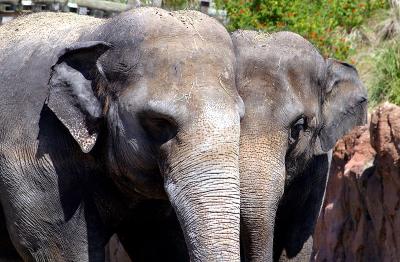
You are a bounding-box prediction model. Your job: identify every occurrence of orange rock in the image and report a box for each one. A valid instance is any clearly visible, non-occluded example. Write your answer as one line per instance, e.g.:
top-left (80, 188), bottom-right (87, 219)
top-left (313, 103), bottom-right (400, 261)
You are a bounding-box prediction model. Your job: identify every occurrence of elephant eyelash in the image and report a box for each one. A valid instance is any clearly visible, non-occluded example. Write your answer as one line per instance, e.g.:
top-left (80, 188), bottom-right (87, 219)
top-left (289, 116), bottom-right (307, 145)
top-left (114, 62), bottom-right (136, 73)
top-left (103, 63), bottom-right (139, 83)
top-left (109, 63), bottom-right (138, 80)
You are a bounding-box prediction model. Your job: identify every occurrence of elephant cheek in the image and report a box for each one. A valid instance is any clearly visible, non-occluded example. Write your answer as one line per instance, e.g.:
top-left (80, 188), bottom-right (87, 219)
top-left (239, 132), bottom-right (287, 262)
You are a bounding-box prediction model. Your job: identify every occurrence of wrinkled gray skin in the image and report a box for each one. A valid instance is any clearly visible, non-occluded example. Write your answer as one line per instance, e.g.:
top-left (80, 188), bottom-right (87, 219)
top-left (232, 30), bottom-right (368, 262)
top-left (0, 8), bottom-right (244, 261)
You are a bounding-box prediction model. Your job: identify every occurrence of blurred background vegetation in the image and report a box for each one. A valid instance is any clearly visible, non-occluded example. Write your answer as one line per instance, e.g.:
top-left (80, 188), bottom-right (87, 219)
top-left (214, 0), bottom-right (387, 60)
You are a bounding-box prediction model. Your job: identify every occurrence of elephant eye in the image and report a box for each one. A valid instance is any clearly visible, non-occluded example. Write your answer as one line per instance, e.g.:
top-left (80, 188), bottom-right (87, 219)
top-left (140, 114), bottom-right (178, 144)
top-left (289, 117), bottom-right (306, 145)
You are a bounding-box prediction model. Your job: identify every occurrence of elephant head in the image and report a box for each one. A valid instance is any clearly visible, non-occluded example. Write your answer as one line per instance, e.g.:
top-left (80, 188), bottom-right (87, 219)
top-left (46, 8), bottom-right (243, 261)
top-left (231, 30), bottom-right (367, 261)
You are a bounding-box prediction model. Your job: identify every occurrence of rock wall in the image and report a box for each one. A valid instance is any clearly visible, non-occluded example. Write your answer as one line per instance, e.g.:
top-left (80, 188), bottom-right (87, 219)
top-left (313, 103), bottom-right (400, 261)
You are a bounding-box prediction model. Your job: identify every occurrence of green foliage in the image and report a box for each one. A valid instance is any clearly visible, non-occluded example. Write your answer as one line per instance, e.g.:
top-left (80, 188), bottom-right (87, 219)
top-left (162, 0), bottom-right (189, 9)
top-left (161, 0), bottom-right (202, 10)
top-left (369, 39), bottom-right (400, 106)
top-left (215, 0), bottom-right (388, 60)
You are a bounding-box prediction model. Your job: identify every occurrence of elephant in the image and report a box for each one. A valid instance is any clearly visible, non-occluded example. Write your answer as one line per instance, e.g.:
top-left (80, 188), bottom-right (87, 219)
top-left (0, 7), bottom-right (244, 261)
top-left (231, 30), bottom-right (368, 262)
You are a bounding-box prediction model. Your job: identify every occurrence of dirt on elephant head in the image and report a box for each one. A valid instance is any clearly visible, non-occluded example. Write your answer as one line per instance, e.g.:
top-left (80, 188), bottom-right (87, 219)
top-left (312, 102), bottom-right (400, 261)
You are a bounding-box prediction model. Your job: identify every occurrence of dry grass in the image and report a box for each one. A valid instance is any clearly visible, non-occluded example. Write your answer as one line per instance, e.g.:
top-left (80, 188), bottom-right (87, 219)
top-left (349, 3), bottom-right (400, 108)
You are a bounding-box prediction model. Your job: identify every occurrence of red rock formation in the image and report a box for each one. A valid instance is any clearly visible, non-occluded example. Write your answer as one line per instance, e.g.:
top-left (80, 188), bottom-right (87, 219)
top-left (313, 103), bottom-right (400, 261)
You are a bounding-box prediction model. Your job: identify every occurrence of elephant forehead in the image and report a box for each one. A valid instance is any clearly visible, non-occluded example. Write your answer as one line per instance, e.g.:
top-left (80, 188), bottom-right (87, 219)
top-left (234, 31), bottom-right (325, 88)
top-left (240, 73), bottom-right (319, 121)
top-left (236, 43), bottom-right (322, 112)
top-left (101, 8), bottom-right (237, 93)
top-left (159, 10), bottom-right (230, 44)
top-left (120, 7), bottom-right (233, 47)
top-left (118, 44), bottom-right (238, 110)
top-left (142, 37), bottom-right (234, 68)
top-left (139, 44), bottom-right (235, 86)
top-left (122, 39), bottom-right (237, 101)
top-left (238, 57), bottom-right (319, 101)
top-left (238, 49), bottom-right (321, 83)
top-left (237, 53), bottom-right (321, 128)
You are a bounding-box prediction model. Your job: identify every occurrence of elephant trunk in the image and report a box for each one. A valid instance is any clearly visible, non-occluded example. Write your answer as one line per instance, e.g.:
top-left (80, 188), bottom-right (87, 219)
top-left (163, 122), bottom-right (241, 262)
top-left (240, 133), bottom-right (287, 262)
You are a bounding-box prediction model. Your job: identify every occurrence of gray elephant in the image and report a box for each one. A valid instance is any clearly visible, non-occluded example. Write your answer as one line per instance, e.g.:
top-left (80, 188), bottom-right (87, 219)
top-left (0, 8), bottom-right (244, 261)
top-left (232, 30), bottom-right (368, 261)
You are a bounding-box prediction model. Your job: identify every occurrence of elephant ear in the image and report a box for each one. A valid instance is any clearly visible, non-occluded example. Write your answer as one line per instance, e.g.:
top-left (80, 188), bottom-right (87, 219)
top-left (46, 41), bottom-right (111, 153)
top-left (318, 58), bottom-right (368, 152)
top-left (273, 152), bottom-right (331, 260)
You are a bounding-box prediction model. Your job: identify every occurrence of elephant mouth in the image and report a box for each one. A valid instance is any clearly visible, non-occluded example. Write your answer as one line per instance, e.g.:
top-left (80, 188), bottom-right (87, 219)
top-left (112, 167), bottom-right (167, 200)
top-left (131, 170), bottom-right (167, 200)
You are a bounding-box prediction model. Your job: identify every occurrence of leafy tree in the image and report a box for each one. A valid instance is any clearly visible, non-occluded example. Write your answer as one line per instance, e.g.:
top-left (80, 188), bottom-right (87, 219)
top-left (214, 0), bottom-right (388, 60)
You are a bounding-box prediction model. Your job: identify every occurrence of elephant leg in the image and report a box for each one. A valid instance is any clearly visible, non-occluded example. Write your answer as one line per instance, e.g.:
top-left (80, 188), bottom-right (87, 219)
top-left (0, 180), bottom-right (107, 261)
top-left (0, 108), bottom-right (111, 261)
top-left (0, 150), bottom-right (107, 261)
top-left (0, 179), bottom-right (107, 261)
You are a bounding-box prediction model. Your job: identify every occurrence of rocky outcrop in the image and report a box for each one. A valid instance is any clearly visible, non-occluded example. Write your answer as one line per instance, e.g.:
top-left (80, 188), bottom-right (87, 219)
top-left (313, 103), bottom-right (400, 261)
